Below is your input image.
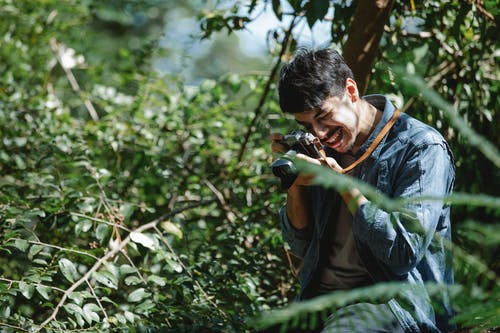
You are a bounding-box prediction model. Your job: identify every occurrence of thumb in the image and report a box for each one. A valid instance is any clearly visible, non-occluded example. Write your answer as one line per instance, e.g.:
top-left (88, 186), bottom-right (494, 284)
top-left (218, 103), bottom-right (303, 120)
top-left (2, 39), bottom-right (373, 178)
top-left (323, 157), bottom-right (343, 172)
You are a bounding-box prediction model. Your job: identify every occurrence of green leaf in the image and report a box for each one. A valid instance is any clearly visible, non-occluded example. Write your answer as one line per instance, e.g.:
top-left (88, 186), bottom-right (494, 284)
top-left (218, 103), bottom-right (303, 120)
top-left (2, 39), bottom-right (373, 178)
top-left (272, 0), bottom-right (282, 20)
top-left (59, 258), bottom-right (79, 283)
top-left (124, 275), bottom-right (143, 286)
top-left (130, 231), bottom-right (156, 249)
top-left (33, 258), bottom-right (48, 265)
top-left (64, 303), bottom-right (82, 314)
top-left (75, 219), bottom-right (93, 235)
top-left (64, 303), bottom-right (85, 327)
top-left (147, 275), bottom-right (166, 287)
top-left (36, 284), bottom-right (51, 300)
top-left (115, 313), bottom-right (127, 324)
top-left (92, 271), bottom-right (118, 289)
top-left (124, 310), bottom-right (135, 323)
top-left (68, 291), bottom-right (86, 306)
top-left (160, 220), bottom-right (183, 239)
top-left (119, 264), bottom-right (138, 275)
top-left (28, 244), bottom-right (44, 260)
top-left (95, 224), bottom-right (110, 243)
top-left (287, 0), bottom-right (302, 12)
top-left (306, 0), bottom-right (329, 28)
top-left (120, 203), bottom-right (135, 221)
top-left (127, 288), bottom-right (151, 303)
top-left (18, 281), bottom-right (35, 299)
top-left (165, 258), bottom-right (183, 273)
top-left (135, 299), bottom-right (156, 313)
top-left (0, 305), bottom-right (11, 319)
top-left (82, 303), bottom-right (100, 324)
top-left (13, 239), bottom-right (29, 252)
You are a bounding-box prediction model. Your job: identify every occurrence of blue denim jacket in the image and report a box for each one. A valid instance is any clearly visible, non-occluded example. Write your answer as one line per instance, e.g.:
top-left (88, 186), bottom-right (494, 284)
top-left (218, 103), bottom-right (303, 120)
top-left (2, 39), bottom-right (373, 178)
top-left (280, 95), bottom-right (455, 333)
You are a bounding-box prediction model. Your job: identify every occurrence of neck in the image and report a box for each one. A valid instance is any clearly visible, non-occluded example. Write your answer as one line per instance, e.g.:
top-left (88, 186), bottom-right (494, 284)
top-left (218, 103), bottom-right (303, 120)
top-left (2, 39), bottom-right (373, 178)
top-left (351, 101), bottom-right (382, 153)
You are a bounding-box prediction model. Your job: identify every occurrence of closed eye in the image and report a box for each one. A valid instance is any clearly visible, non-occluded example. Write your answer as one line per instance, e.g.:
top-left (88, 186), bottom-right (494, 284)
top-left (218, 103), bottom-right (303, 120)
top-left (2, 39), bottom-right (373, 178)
top-left (316, 111), bottom-right (329, 121)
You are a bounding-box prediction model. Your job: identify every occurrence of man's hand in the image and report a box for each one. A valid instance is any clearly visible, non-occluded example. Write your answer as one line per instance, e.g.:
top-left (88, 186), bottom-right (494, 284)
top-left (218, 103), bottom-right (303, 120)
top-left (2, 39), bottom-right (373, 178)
top-left (290, 153), bottom-right (343, 187)
top-left (271, 132), bottom-right (343, 187)
top-left (270, 133), bottom-right (287, 153)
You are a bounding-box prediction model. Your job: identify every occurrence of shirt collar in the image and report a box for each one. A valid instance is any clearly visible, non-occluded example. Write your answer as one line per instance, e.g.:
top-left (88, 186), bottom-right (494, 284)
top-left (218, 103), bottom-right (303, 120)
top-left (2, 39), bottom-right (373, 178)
top-left (354, 95), bottom-right (397, 159)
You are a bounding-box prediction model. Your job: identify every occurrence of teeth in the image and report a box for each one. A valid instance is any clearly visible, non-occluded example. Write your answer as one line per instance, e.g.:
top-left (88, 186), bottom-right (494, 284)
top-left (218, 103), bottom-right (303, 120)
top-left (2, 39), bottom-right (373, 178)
top-left (328, 128), bottom-right (342, 143)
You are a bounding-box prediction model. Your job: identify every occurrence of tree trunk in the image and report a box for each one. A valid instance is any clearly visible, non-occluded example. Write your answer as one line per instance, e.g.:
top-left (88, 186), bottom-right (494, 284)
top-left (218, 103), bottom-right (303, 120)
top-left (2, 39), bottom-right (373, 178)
top-left (342, 0), bottom-right (396, 95)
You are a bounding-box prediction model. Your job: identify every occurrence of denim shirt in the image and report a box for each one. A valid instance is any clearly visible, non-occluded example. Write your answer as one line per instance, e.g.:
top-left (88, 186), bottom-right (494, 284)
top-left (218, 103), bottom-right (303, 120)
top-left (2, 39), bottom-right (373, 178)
top-left (280, 95), bottom-right (455, 333)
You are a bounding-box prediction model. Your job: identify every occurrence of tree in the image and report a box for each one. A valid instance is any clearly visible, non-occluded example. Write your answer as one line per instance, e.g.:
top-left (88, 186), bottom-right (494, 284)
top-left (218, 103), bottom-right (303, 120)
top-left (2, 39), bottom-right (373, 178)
top-left (342, 0), bottom-right (396, 94)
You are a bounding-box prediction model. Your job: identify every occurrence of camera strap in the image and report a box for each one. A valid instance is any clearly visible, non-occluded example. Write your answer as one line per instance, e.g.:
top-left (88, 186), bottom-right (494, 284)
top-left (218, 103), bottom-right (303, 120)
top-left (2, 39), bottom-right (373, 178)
top-left (319, 108), bottom-right (401, 174)
top-left (285, 109), bottom-right (401, 279)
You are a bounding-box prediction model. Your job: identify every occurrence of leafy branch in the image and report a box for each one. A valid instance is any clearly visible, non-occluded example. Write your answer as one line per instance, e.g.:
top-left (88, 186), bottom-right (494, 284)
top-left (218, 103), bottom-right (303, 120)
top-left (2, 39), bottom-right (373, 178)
top-left (34, 199), bottom-right (216, 332)
top-left (7, 238), bottom-right (99, 260)
top-left (298, 161), bottom-right (500, 213)
top-left (49, 38), bottom-right (99, 121)
top-left (251, 282), bottom-right (463, 330)
top-left (393, 67), bottom-right (500, 168)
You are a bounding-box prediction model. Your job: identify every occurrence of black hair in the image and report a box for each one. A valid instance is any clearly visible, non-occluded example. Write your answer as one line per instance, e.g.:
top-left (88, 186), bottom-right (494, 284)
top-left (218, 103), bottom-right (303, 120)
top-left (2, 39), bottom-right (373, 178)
top-left (278, 48), bottom-right (354, 114)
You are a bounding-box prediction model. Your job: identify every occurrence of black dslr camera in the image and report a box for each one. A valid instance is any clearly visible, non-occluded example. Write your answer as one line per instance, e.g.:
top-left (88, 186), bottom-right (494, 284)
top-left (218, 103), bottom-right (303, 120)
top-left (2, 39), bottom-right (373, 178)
top-left (271, 131), bottom-right (324, 190)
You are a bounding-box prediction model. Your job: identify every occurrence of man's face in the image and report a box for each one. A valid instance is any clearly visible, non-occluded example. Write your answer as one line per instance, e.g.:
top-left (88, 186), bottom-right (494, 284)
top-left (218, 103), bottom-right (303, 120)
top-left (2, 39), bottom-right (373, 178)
top-left (294, 95), bottom-right (359, 153)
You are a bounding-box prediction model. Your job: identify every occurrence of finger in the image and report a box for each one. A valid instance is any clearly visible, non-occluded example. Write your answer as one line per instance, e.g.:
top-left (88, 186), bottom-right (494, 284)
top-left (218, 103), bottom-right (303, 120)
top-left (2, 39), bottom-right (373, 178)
top-left (295, 153), bottom-right (322, 166)
top-left (271, 141), bottom-right (288, 153)
top-left (270, 133), bottom-right (284, 141)
top-left (323, 157), bottom-right (343, 172)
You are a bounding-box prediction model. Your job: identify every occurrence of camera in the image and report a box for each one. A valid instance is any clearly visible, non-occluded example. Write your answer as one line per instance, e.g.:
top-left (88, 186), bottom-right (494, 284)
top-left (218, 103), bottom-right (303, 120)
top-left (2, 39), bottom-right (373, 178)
top-left (271, 131), bottom-right (324, 190)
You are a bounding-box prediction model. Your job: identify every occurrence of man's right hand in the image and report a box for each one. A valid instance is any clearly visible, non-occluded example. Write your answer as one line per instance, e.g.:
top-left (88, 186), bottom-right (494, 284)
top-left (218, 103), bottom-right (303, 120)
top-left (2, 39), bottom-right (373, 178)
top-left (270, 132), bottom-right (343, 187)
top-left (270, 133), bottom-right (287, 153)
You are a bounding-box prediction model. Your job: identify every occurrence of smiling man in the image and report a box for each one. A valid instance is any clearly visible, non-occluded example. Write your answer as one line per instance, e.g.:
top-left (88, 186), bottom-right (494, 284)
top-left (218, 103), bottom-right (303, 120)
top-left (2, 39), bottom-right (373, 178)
top-left (271, 48), bottom-right (456, 333)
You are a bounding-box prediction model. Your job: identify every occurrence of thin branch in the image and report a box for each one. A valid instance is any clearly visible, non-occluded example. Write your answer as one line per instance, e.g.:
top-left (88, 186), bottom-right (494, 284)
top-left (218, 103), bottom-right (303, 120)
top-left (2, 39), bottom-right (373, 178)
top-left (203, 179), bottom-right (237, 223)
top-left (236, 14), bottom-right (299, 163)
top-left (76, 136), bottom-right (124, 245)
top-left (401, 61), bottom-right (456, 113)
top-left (84, 279), bottom-right (109, 320)
top-left (0, 322), bottom-right (29, 332)
top-left (154, 225), bottom-right (228, 320)
top-left (70, 212), bottom-right (132, 233)
top-left (49, 38), bottom-right (99, 121)
top-left (471, 0), bottom-right (496, 22)
top-left (34, 199), bottom-right (215, 332)
top-left (8, 238), bottom-right (99, 260)
top-left (119, 248), bottom-right (148, 284)
top-left (0, 278), bottom-right (65, 294)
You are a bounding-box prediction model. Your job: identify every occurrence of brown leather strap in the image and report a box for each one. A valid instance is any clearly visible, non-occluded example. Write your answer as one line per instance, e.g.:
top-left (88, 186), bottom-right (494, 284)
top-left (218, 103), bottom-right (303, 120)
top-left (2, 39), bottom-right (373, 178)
top-left (339, 109), bottom-right (401, 174)
top-left (285, 109), bottom-right (401, 279)
top-left (316, 109), bottom-right (401, 173)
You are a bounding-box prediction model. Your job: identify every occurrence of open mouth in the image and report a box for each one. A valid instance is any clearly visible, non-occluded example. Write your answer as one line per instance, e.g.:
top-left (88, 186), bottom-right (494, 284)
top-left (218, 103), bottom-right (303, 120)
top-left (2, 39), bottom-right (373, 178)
top-left (324, 127), bottom-right (343, 148)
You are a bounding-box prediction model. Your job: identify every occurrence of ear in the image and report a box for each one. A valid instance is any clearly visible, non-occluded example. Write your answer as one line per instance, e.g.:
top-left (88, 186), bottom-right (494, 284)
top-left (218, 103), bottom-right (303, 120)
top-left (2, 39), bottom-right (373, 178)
top-left (345, 78), bottom-right (359, 103)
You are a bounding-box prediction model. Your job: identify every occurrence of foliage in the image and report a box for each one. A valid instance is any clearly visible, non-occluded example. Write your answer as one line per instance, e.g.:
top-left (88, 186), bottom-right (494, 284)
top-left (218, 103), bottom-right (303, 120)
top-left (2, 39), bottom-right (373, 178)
top-left (0, 1), bottom-right (291, 332)
top-left (0, 0), bottom-right (499, 332)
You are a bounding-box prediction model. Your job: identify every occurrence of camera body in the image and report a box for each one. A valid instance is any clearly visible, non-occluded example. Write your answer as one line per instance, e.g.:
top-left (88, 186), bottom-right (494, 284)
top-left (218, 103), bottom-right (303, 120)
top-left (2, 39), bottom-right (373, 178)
top-left (271, 131), bottom-right (324, 190)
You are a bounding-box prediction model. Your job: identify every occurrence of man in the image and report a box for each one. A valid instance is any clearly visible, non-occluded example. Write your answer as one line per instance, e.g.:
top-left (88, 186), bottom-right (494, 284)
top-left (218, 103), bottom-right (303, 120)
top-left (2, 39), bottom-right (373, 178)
top-left (271, 48), bottom-right (455, 333)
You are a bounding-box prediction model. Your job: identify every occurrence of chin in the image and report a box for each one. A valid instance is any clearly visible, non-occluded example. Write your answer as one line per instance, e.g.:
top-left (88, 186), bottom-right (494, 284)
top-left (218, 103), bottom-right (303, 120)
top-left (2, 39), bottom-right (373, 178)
top-left (330, 140), bottom-right (354, 154)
